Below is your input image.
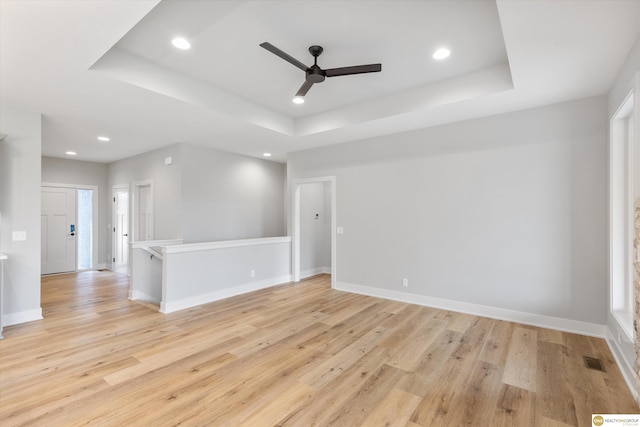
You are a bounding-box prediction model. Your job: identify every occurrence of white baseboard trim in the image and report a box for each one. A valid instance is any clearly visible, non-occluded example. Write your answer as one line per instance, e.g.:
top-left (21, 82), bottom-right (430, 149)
top-left (97, 263), bottom-right (107, 270)
top-left (335, 281), bottom-right (607, 338)
top-left (129, 290), bottom-right (160, 305)
top-left (300, 266), bottom-right (331, 279)
top-left (160, 275), bottom-right (293, 314)
top-left (605, 328), bottom-right (639, 402)
top-left (3, 308), bottom-right (43, 327)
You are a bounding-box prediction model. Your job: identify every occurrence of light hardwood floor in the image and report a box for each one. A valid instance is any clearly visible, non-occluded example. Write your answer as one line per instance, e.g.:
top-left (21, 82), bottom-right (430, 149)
top-left (0, 271), bottom-right (637, 426)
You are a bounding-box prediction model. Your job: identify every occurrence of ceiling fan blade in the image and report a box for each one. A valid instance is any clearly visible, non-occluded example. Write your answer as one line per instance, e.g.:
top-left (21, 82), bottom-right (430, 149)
top-left (260, 42), bottom-right (308, 72)
top-left (295, 80), bottom-right (314, 97)
top-left (325, 63), bottom-right (382, 77)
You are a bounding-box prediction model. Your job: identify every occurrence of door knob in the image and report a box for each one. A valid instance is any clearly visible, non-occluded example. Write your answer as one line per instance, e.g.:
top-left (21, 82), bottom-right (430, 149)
top-left (123, 234), bottom-right (128, 237)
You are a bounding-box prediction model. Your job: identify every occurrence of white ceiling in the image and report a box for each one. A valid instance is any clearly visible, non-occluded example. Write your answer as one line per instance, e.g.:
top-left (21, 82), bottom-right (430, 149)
top-left (1, 0), bottom-right (639, 164)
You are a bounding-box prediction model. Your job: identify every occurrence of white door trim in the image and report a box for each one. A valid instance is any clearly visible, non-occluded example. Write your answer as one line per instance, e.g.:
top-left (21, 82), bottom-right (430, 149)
top-left (292, 176), bottom-right (336, 288)
top-left (42, 182), bottom-right (99, 270)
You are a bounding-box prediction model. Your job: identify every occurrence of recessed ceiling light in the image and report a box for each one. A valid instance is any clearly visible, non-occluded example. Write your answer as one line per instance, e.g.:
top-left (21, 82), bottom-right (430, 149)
top-left (433, 47), bottom-right (451, 60)
top-left (292, 96), bottom-right (305, 104)
top-left (171, 37), bottom-right (191, 50)
top-left (263, 153), bottom-right (272, 157)
top-left (66, 151), bottom-right (77, 156)
top-left (97, 136), bottom-right (110, 142)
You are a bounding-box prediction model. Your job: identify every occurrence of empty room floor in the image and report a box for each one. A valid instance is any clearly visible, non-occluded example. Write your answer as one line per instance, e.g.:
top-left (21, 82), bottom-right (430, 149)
top-left (0, 271), bottom-right (637, 426)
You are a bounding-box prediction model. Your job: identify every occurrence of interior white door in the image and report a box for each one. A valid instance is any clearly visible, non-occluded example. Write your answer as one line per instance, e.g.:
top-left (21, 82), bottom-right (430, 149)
top-left (41, 187), bottom-right (76, 274)
top-left (113, 188), bottom-right (129, 274)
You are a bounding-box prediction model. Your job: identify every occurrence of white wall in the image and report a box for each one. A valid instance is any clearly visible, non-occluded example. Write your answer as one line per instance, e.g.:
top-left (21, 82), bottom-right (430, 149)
top-left (288, 96), bottom-right (607, 328)
top-left (180, 143), bottom-right (286, 242)
top-left (0, 102), bottom-right (43, 325)
top-left (41, 156), bottom-right (109, 267)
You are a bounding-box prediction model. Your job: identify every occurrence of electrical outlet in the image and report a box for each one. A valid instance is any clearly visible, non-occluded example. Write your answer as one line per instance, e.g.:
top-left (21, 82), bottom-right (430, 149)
top-left (250, 269), bottom-right (256, 278)
top-left (402, 278), bottom-right (408, 287)
top-left (337, 227), bottom-right (344, 234)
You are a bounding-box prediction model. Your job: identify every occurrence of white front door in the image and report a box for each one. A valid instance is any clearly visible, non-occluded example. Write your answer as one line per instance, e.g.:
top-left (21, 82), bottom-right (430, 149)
top-left (41, 187), bottom-right (76, 274)
top-left (113, 187), bottom-right (129, 274)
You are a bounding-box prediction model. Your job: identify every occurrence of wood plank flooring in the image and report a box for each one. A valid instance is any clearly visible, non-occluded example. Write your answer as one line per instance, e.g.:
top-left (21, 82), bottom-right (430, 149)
top-left (0, 271), bottom-right (637, 426)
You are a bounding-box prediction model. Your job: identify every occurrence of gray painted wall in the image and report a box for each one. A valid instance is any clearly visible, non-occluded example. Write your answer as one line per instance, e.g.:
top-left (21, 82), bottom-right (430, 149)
top-left (108, 143), bottom-right (183, 246)
top-left (107, 142), bottom-right (286, 263)
top-left (163, 240), bottom-right (291, 308)
top-left (180, 143), bottom-right (286, 242)
top-left (0, 102), bottom-right (42, 322)
top-left (288, 96), bottom-right (607, 325)
top-left (41, 156), bottom-right (109, 266)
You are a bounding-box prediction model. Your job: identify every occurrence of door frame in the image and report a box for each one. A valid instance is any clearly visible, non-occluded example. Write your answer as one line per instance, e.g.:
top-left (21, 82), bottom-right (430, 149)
top-left (42, 182), bottom-right (99, 271)
top-left (292, 176), bottom-right (336, 288)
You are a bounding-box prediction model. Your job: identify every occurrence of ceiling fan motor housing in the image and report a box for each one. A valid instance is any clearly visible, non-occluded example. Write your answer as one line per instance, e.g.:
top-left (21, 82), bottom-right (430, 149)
top-left (307, 66), bottom-right (326, 83)
top-left (307, 46), bottom-right (326, 82)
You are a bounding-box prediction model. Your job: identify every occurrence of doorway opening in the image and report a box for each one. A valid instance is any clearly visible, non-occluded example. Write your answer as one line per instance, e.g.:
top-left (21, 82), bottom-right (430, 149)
top-left (292, 177), bottom-right (336, 288)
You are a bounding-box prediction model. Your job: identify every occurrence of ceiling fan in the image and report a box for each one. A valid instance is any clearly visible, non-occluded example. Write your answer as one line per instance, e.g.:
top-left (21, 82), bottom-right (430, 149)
top-left (260, 42), bottom-right (382, 98)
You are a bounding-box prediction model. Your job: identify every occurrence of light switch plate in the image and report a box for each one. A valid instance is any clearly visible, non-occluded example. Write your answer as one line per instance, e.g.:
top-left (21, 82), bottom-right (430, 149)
top-left (337, 227), bottom-right (344, 234)
top-left (13, 231), bottom-right (26, 241)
